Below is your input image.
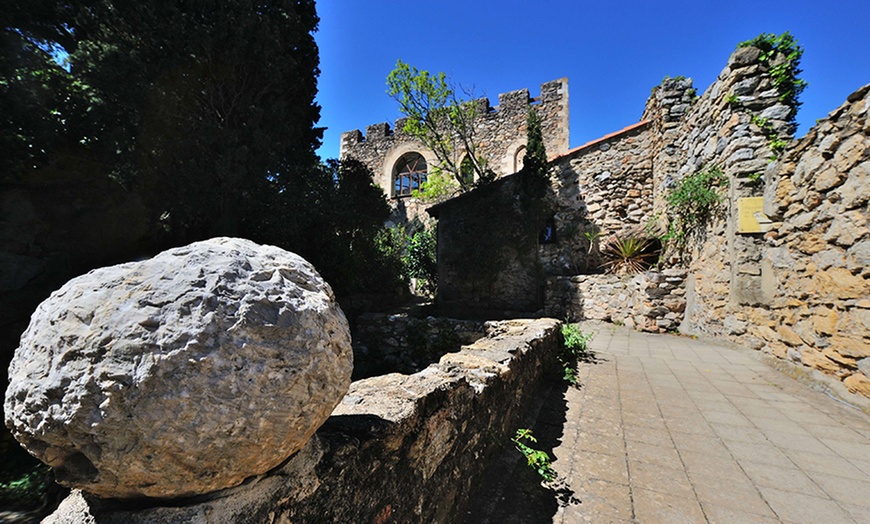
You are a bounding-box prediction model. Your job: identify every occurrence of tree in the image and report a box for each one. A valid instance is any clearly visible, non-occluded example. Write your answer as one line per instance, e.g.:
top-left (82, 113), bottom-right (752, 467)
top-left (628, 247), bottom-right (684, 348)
top-left (521, 106), bottom-right (550, 198)
top-left (247, 157), bottom-right (408, 298)
top-left (2, 0), bottom-right (323, 241)
top-left (0, 6), bottom-right (97, 182)
top-left (386, 60), bottom-right (494, 195)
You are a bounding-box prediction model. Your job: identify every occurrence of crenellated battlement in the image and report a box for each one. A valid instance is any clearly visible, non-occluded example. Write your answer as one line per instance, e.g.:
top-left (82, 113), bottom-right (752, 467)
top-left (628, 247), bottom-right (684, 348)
top-left (340, 79), bottom-right (568, 148)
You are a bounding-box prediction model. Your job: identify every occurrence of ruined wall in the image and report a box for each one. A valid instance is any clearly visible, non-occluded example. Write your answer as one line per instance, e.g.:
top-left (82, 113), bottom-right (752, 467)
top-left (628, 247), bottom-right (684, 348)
top-left (749, 84), bottom-right (869, 395)
top-left (660, 47), bottom-right (869, 397)
top-left (545, 269), bottom-right (687, 333)
top-left (652, 46), bottom-right (794, 339)
top-left (46, 319), bottom-right (562, 523)
top-left (543, 122), bottom-right (655, 274)
top-left (340, 79), bottom-right (569, 202)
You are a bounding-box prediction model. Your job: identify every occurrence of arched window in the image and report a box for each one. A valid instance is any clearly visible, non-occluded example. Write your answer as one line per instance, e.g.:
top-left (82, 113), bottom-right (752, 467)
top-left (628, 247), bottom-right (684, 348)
top-left (393, 153), bottom-right (427, 197)
top-left (513, 145), bottom-right (527, 173)
top-left (460, 155), bottom-right (475, 186)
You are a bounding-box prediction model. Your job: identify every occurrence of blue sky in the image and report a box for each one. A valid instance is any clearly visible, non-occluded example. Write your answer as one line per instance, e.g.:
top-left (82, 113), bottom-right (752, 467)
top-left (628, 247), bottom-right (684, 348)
top-left (314, 0), bottom-right (869, 161)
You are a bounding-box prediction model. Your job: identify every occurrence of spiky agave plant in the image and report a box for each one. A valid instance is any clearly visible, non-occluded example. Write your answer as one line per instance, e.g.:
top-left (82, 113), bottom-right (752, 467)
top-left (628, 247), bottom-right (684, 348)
top-left (601, 236), bottom-right (656, 274)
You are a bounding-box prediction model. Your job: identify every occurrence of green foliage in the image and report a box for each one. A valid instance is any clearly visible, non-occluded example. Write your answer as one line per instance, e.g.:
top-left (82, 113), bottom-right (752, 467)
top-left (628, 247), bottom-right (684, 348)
top-left (750, 114), bottom-right (788, 159)
top-left (387, 60), bottom-right (494, 191)
top-left (738, 32), bottom-right (807, 116)
top-left (665, 166), bottom-right (729, 257)
top-left (726, 93), bottom-right (740, 106)
top-left (0, 446), bottom-right (51, 509)
top-left (2, 0), bottom-right (325, 240)
top-left (411, 168), bottom-right (461, 203)
top-left (255, 158), bottom-right (408, 298)
top-left (601, 236), bottom-right (657, 275)
top-left (559, 323), bottom-right (595, 386)
top-left (403, 226), bottom-right (438, 295)
top-left (512, 429), bottom-right (556, 482)
top-left (519, 107), bottom-right (551, 210)
top-left (1, 5), bottom-right (412, 300)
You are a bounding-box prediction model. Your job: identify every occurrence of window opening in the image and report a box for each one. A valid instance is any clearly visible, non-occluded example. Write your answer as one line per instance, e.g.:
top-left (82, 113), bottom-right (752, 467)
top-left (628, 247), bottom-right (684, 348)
top-left (514, 145), bottom-right (527, 173)
top-left (394, 153), bottom-right (427, 197)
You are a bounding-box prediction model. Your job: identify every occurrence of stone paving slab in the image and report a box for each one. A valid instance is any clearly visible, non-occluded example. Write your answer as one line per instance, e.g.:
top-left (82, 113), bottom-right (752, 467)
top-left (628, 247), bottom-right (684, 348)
top-left (465, 322), bottom-right (870, 524)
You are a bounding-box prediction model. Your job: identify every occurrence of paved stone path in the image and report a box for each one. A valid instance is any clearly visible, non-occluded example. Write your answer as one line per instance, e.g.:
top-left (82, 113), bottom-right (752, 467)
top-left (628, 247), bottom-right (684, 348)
top-left (466, 322), bottom-right (870, 524)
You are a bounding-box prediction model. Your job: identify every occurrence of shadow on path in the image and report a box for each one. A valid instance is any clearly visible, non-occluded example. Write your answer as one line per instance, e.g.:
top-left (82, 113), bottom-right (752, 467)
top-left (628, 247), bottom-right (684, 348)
top-left (464, 353), bottom-right (606, 524)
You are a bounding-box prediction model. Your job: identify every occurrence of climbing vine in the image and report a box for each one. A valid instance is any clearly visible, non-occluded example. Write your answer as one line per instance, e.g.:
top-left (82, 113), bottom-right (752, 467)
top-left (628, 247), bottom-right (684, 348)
top-left (738, 32), bottom-right (807, 114)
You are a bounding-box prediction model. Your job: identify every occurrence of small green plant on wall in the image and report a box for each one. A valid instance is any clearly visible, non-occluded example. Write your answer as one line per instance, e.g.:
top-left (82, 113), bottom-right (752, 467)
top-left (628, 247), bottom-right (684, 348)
top-left (738, 32), bottom-right (807, 113)
top-left (559, 322), bottom-right (595, 385)
top-left (665, 166), bottom-right (729, 259)
top-left (512, 428), bottom-right (555, 482)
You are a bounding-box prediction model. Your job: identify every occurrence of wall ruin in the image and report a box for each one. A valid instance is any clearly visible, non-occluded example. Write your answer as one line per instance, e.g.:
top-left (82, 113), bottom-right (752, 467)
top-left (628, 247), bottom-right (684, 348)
top-left (340, 79), bottom-right (569, 210)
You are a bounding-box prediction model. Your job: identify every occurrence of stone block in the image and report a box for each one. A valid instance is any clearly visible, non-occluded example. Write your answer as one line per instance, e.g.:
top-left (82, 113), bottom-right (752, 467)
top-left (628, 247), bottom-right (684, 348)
top-left (812, 308), bottom-right (838, 336)
top-left (777, 325), bottom-right (805, 347)
top-left (4, 238), bottom-right (353, 499)
top-left (829, 336), bottom-right (870, 358)
top-left (843, 373), bottom-right (870, 397)
top-left (800, 349), bottom-right (841, 373)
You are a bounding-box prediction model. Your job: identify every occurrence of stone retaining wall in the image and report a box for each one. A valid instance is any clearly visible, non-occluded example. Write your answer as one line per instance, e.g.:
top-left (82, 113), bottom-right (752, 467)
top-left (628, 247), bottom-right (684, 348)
top-left (46, 318), bottom-right (562, 523)
top-left (352, 312), bottom-right (487, 379)
top-left (545, 270), bottom-right (687, 333)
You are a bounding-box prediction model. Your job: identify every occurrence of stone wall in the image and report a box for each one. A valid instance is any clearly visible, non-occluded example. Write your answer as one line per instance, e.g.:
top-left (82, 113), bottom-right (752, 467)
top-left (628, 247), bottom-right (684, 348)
top-left (545, 269), bottom-right (687, 333)
top-left (742, 84), bottom-right (867, 395)
top-left (649, 46), bottom-right (793, 339)
top-left (352, 312), bottom-right (487, 379)
top-left (663, 48), bottom-right (870, 397)
top-left (340, 79), bottom-right (569, 202)
top-left (428, 174), bottom-right (544, 317)
top-left (45, 318), bottom-right (562, 523)
top-left (543, 122), bottom-right (655, 274)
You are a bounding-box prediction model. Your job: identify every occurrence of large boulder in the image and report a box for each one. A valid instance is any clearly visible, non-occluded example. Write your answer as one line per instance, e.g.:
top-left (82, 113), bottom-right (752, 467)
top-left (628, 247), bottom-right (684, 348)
top-left (4, 237), bottom-right (352, 499)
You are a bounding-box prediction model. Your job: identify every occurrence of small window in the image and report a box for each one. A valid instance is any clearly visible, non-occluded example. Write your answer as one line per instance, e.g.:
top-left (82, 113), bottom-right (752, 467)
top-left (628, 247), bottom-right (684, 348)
top-left (514, 145), bottom-right (527, 173)
top-left (393, 153), bottom-right (427, 197)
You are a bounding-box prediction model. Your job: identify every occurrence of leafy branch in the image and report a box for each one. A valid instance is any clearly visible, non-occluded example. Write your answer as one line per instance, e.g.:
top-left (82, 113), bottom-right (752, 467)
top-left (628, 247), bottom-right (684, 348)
top-left (512, 429), bottom-right (555, 482)
top-left (387, 60), bottom-right (494, 192)
top-left (738, 32), bottom-right (807, 115)
top-left (665, 166), bottom-right (729, 258)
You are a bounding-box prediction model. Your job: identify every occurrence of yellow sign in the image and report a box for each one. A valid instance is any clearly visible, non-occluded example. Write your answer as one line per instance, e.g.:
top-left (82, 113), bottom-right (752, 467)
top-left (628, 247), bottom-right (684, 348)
top-left (737, 197), bottom-right (772, 233)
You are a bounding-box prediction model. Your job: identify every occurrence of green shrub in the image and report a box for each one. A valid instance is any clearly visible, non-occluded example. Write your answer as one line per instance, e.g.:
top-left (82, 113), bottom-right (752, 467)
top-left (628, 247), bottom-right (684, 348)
top-left (403, 226), bottom-right (438, 294)
top-left (665, 166), bottom-right (729, 258)
top-left (559, 323), bottom-right (595, 385)
top-left (512, 429), bottom-right (555, 482)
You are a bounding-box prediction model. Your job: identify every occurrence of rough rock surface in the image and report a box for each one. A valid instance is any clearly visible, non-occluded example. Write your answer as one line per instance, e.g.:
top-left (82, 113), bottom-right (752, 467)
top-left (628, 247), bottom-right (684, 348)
top-left (4, 237), bottom-right (352, 499)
